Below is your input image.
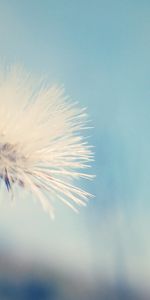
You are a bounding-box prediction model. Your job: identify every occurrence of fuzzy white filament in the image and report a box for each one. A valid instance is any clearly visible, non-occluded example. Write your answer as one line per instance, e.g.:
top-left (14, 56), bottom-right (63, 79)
top-left (0, 66), bottom-right (94, 218)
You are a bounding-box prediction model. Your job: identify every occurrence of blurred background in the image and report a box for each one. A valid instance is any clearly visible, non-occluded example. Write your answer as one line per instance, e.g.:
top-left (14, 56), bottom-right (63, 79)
top-left (0, 0), bottom-right (150, 299)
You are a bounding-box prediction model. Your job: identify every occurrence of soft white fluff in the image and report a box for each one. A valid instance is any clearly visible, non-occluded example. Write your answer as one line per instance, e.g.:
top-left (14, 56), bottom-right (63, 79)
top-left (0, 66), bottom-right (94, 218)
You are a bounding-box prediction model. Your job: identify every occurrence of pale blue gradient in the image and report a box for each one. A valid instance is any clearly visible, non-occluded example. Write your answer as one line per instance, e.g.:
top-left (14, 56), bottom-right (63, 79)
top-left (0, 0), bottom-right (150, 291)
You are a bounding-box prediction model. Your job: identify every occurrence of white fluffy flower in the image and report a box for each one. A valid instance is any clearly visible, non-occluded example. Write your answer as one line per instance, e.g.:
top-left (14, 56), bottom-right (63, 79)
top-left (0, 66), bottom-right (94, 218)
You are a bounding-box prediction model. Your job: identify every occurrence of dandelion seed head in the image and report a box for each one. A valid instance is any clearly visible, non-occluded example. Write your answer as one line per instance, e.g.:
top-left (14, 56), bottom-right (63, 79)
top-left (0, 65), bottom-right (94, 218)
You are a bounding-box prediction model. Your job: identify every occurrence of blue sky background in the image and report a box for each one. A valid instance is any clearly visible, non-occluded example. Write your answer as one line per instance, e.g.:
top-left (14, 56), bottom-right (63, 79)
top-left (0, 0), bottom-right (150, 290)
